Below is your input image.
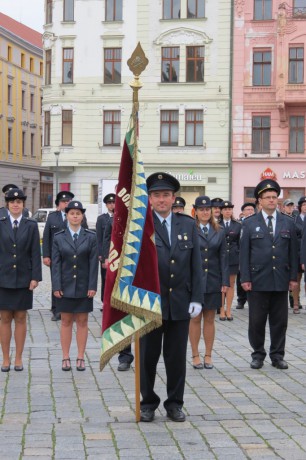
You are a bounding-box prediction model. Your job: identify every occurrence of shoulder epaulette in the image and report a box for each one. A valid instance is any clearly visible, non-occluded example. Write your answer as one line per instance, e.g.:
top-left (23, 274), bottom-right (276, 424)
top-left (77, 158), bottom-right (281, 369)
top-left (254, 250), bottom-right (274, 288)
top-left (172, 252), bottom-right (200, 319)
top-left (54, 229), bottom-right (65, 236)
top-left (25, 217), bottom-right (36, 222)
top-left (85, 228), bottom-right (96, 234)
top-left (244, 213), bottom-right (256, 220)
top-left (174, 212), bottom-right (195, 221)
top-left (49, 210), bottom-right (58, 215)
top-left (0, 216), bottom-right (7, 221)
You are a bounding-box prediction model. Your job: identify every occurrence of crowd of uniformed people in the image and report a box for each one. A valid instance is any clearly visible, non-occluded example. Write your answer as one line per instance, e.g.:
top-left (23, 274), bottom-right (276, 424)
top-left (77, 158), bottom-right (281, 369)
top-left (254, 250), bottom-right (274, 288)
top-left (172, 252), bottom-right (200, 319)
top-left (0, 175), bottom-right (305, 423)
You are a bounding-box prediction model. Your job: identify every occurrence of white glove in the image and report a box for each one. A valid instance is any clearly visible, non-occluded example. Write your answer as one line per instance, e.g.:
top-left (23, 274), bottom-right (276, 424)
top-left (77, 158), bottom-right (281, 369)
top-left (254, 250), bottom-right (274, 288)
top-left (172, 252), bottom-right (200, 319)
top-left (188, 302), bottom-right (202, 319)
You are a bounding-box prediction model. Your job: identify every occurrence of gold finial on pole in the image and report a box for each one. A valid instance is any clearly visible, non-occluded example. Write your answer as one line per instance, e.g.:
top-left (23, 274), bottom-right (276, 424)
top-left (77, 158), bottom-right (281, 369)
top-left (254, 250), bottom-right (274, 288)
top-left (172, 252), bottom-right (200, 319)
top-left (127, 42), bottom-right (149, 113)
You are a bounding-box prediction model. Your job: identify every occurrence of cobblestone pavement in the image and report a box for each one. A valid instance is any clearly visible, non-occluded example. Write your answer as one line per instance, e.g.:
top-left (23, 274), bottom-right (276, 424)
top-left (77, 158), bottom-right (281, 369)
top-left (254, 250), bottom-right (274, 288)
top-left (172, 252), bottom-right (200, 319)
top-left (1, 265), bottom-right (306, 459)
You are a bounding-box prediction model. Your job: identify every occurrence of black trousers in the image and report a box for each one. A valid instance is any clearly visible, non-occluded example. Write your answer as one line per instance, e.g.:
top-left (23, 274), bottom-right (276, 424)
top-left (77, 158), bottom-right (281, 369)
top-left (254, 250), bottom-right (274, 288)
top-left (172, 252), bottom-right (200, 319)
top-left (236, 271), bottom-right (247, 305)
top-left (140, 318), bottom-right (189, 411)
top-left (248, 291), bottom-right (288, 362)
top-left (100, 264), bottom-right (107, 303)
top-left (50, 267), bottom-right (56, 312)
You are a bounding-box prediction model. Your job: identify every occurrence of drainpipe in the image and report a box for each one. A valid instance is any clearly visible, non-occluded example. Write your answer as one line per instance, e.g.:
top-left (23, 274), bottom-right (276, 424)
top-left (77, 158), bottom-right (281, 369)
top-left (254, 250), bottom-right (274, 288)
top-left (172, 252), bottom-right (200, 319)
top-left (228, 0), bottom-right (234, 200)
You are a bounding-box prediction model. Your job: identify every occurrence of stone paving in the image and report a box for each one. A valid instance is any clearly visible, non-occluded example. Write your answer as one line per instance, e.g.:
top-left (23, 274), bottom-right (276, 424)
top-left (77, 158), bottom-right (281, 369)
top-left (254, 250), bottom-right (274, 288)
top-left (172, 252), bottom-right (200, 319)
top-left (1, 266), bottom-right (306, 459)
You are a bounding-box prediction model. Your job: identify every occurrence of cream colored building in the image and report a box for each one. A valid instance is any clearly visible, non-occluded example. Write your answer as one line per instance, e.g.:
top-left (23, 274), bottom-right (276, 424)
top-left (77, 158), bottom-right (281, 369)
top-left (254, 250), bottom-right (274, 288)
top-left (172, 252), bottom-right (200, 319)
top-left (42, 0), bottom-right (231, 210)
top-left (0, 13), bottom-right (52, 211)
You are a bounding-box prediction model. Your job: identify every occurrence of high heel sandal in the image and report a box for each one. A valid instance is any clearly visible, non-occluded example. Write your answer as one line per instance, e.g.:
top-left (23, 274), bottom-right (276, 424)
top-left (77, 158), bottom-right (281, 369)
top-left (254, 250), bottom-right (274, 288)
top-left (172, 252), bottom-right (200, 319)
top-left (76, 358), bottom-right (85, 371)
top-left (204, 355), bottom-right (214, 369)
top-left (192, 354), bottom-right (204, 369)
top-left (62, 358), bottom-right (71, 371)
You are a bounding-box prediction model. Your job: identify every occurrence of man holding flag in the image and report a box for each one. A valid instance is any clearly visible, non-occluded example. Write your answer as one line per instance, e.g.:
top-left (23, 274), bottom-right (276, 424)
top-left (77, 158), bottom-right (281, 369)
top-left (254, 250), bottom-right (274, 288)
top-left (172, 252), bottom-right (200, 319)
top-left (140, 173), bottom-right (203, 422)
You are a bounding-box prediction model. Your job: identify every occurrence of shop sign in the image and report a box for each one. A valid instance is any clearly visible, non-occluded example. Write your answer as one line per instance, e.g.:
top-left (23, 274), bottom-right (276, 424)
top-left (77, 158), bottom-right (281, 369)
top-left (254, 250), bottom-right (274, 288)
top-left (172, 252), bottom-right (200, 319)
top-left (261, 168), bottom-right (277, 180)
top-left (166, 170), bottom-right (203, 181)
top-left (283, 171), bottom-right (306, 179)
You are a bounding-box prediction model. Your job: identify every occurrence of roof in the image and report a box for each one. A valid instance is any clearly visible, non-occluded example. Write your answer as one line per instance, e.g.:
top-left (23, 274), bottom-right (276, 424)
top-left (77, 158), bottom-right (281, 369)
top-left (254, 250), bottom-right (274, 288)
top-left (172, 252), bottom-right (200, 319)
top-left (0, 12), bottom-right (42, 50)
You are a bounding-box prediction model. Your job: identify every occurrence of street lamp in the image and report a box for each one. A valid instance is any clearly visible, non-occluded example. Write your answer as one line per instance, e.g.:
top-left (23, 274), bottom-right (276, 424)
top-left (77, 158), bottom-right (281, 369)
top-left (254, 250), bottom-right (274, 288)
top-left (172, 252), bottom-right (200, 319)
top-left (54, 151), bottom-right (60, 197)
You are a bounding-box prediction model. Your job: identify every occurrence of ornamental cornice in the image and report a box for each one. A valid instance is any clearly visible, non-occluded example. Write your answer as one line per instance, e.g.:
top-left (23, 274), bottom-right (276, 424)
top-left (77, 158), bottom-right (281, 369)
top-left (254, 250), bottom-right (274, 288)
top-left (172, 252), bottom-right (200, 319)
top-left (234, 0), bottom-right (245, 17)
top-left (42, 32), bottom-right (57, 49)
top-left (154, 27), bottom-right (212, 46)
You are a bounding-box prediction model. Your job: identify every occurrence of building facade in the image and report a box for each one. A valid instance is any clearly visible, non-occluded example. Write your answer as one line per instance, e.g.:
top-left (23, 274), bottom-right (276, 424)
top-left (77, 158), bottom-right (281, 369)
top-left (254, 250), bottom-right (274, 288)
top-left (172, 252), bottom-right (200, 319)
top-left (232, 1), bottom-right (306, 209)
top-left (0, 13), bottom-right (52, 211)
top-left (42, 0), bottom-right (232, 213)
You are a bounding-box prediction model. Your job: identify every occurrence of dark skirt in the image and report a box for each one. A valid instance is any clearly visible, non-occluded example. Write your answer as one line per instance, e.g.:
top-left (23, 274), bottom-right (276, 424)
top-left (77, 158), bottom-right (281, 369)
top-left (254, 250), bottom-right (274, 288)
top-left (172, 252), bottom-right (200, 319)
top-left (55, 296), bottom-right (93, 314)
top-left (229, 264), bottom-right (239, 275)
top-left (203, 292), bottom-right (222, 311)
top-left (0, 287), bottom-right (33, 311)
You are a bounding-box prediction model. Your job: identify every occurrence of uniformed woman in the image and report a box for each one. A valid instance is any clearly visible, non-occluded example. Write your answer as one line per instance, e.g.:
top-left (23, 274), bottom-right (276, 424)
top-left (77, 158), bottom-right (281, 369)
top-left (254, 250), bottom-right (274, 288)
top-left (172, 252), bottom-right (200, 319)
top-left (52, 201), bottom-right (98, 371)
top-left (219, 201), bottom-right (241, 321)
top-left (0, 189), bottom-right (42, 372)
top-left (189, 196), bottom-right (229, 369)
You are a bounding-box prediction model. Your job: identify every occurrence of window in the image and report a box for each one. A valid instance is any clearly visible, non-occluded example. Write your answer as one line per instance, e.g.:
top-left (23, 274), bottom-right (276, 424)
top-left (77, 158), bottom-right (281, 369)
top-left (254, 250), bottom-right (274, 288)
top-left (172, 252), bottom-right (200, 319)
top-left (253, 50), bottom-right (271, 86)
top-left (8, 84), bottom-right (12, 105)
top-left (163, 0), bottom-right (180, 19)
top-left (92, 185), bottom-right (98, 204)
top-left (22, 131), bottom-right (26, 156)
top-left (31, 134), bottom-right (35, 157)
top-left (289, 47), bottom-right (304, 84)
top-left (8, 128), bottom-right (12, 154)
top-left (105, 0), bottom-right (123, 20)
top-left (254, 0), bottom-right (272, 20)
top-left (46, 0), bottom-right (52, 23)
top-left (160, 110), bottom-right (179, 146)
top-left (30, 93), bottom-right (35, 112)
top-left (62, 48), bottom-right (74, 83)
top-left (252, 116), bottom-right (270, 153)
top-left (161, 47), bottom-right (179, 82)
top-left (186, 46), bottom-right (204, 82)
top-left (7, 46), bottom-right (12, 62)
top-left (289, 116), bottom-right (304, 153)
top-left (62, 110), bottom-right (73, 145)
top-left (40, 62), bottom-right (43, 76)
top-left (45, 49), bottom-right (52, 85)
top-left (293, 1), bottom-right (306, 17)
top-left (44, 111), bottom-right (51, 146)
top-left (22, 90), bottom-right (26, 110)
top-left (103, 111), bottom-right (121, 146)
top-left (104, 48), bottom-right (122, 84)
top-left (41, 96), bottom-right (43, 114)
top-left (21, 53), bottom-right (25, 68)
top-left (63, 0), bottom-right (74, 21)
top-left (185, 110), bottom-right (203, 146)
top-left (30, 57), bottom-right (34, 73)
top-left (187, 0), bottom-right (205, 18)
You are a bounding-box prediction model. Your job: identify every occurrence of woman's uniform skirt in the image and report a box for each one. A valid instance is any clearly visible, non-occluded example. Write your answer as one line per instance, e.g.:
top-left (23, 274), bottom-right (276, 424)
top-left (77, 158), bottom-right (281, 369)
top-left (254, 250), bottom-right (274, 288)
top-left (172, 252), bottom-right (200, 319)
top-left (55, 296), bottom-right (93, 314)
top-left (203, 292), bottom-right (222, 311)
top-left (0, 287), bottom-right (33, 311)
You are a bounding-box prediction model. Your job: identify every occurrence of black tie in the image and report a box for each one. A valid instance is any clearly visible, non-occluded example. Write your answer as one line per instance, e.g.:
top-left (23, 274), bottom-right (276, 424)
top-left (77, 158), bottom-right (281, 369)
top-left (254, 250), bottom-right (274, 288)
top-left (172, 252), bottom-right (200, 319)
top-left (73, 233), bottom-right (78, 246)
top-left (13, 219), bottom-right (18, 237)
top-left (267, 216), bottom-right (274, 239)
top-left (226, 221), bottom-right (229, 228)
top-left (202, 226), bottom-right (208, 236)
top-left (162, 219), bottom-right (170, 246)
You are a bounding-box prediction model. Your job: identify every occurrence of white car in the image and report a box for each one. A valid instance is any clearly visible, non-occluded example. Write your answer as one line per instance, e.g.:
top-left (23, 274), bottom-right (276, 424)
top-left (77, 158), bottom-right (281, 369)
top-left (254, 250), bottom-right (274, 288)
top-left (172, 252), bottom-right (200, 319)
top-left (32, 208), bottom-right (56, 239)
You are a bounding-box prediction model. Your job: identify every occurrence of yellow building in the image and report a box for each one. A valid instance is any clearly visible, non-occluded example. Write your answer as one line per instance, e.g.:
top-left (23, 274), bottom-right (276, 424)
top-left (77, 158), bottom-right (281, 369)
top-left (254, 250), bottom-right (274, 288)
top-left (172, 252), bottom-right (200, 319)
top-left (0, 13), bottom-right (53, 211)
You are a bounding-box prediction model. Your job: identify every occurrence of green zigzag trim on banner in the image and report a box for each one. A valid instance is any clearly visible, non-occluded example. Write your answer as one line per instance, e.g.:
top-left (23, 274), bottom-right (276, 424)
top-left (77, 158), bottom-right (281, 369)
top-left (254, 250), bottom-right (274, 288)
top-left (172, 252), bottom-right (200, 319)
top-left (100, 116), bottom-right (162, 370)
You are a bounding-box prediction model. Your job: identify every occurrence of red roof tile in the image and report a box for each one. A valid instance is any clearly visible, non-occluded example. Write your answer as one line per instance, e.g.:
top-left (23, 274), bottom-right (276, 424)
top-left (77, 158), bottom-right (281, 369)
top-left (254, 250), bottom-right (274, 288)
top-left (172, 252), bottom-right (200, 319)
top-left (0, 12), bottom-right (42, 50)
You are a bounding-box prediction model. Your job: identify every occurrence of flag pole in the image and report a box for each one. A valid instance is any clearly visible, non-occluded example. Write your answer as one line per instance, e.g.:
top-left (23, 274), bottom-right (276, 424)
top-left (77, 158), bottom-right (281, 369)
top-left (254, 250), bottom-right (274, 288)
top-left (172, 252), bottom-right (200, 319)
top-left (127, 43), bottom-right (149, 423)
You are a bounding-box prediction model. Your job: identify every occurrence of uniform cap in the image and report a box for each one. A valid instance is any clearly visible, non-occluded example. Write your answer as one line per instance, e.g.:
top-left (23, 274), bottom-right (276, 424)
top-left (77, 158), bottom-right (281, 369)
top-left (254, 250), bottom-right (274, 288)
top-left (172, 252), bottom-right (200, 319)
top-left (211, 197), bottom-right (223, 207)
top-left (146, 172), bottom-right (180, 193)
top-left (5, 188), bottom-right (27, 201)
top-left (2, 183), bottom-right (18, 194)
top-left (241, 202), bottom-right (256, 211)
top-left (172, 196), bottom-right (186, 208)
top-left (103, 193), bottom-right (116, 204)
top-left (254, 179), bottom-right (280, 199)
top-left (221, 200), bottom-right (234, 209)
top-left (298, 196), bottom-right (306, 206)
top-left (65, 200), bottom-right (86, 213)
top-left (193, 196), bottom-right (211, 208)
top-left (55, 191), bottom-right (74, 206)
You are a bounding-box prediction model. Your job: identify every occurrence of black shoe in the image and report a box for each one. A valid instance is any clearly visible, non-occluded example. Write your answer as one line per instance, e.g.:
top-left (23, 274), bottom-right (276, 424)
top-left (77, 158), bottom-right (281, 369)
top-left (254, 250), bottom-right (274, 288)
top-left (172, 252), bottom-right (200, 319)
top-left (1, 365), bottom-right (10, 372)
top-left (51, 312), bottom-right (61, 321)
top-left (117, 362), bottom-right (130, 371)
top-left (166, 407), bottom-right (186, 422)
top-left (14, 365), bottom-right (24, 372)
top-left (250, 359), bottom-right (264, 369)
top-left (236, 303), bottom-right (245, 309)
top-left (271, 359), bottom-right (288, 370)
top-left (140, 408), bottom-right (155, 422)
